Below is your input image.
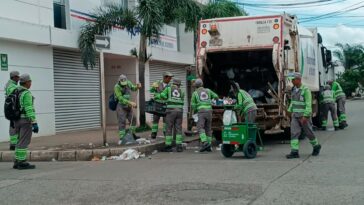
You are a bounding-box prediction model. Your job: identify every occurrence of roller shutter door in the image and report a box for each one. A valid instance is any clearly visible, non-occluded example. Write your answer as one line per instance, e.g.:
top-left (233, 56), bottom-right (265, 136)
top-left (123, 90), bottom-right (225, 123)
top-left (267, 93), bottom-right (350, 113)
top-left (149, 61), bottom-right (188, 118)
top-left (53, 49), bottom-right (101, 132)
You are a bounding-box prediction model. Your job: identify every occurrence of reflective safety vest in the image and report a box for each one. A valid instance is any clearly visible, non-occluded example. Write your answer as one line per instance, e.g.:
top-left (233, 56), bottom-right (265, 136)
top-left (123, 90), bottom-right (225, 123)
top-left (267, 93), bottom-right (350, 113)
top-left (193, 88), bottom-right (214, 111)
top-left (321, 90), bottom-right (335, 104)
top-left (166, 85), bottom-right (184, 109)
top-left (288, 85), bottom-right (312, 117)
top-left (114, 81), bottom-right (137, 107)
top-left (332, 81), bottom-right (345, 100)
top-left (151, 80), bottom-right (169, 103)
top-left (236, 89), bottom-right (257, 113)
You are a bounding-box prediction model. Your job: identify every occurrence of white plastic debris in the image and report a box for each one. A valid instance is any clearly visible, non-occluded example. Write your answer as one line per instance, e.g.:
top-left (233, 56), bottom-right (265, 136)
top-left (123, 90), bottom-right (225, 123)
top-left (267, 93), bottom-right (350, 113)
top-left (101, 156), bottom-right (107, 161)
top-left (151, 150), bottom-right (158, 155)
top-left (136, 138), bottom-right (151, 145)
top-left (120, 149), bottom-right (140, 160)
top-left (52, 158), bottom-right (57, 162)
top-left (216, 144), bottom-right (222, 151)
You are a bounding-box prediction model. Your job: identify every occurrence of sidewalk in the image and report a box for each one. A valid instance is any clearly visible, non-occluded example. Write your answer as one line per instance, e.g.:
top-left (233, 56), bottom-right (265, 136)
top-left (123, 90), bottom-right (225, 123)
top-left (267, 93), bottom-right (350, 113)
top-left (0, 126), bottom-right (199, 162)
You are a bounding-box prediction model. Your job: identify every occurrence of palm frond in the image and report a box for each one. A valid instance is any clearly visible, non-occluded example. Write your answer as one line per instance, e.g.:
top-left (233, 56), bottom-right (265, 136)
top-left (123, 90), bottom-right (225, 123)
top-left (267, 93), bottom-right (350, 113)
top-left (78, 4), bottom-right (138, 68)
top-left (202, 0), bottom-right (246, 20)
top-left (137, 0), bottom-right (164, 37)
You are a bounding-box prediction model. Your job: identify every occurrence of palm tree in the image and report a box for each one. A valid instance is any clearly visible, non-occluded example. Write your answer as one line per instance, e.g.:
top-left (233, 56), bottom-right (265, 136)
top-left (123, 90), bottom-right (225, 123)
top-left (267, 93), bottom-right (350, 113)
top-left (333, 43), bottom-right (364, 70)
top-left (78, 0), bottom-right (245, 127)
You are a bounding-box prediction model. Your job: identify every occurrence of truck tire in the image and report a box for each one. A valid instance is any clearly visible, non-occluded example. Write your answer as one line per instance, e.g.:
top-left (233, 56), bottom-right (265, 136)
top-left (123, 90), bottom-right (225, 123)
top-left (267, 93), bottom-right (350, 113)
top-left (243, 140), bottom-right (257, 159)
top-left (221, 144), bottom-right (235, 158)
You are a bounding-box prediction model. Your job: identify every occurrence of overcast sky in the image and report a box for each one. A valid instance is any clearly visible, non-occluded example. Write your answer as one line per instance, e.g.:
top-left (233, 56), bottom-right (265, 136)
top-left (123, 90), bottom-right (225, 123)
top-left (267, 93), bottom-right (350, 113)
top-left (235, 0), bottom-right (364, 50)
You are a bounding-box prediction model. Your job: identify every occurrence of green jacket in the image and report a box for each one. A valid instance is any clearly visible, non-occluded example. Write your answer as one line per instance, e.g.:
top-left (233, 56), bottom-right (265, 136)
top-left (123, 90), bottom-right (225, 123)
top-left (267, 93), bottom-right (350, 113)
top-left (191, 87), bottom-right (218, 112)
top-left (150, 80), bottom-right (169, 103)
top-left (235, 89), bottom-right (257, 114)
top-left (288, 84), bottom-right (312, 117)
top-left (320, 90), bottom-right (335, 104)
top-left (114, 81), bottom-right (138, 106)
top-left (5, 80), bottom-right (17, 96)
top-left (19, 86), bottom-right (36, 122)
top-left (331, 81), bottom-right (345, 100)
top-left (157, 85), bottom-right (184, 109)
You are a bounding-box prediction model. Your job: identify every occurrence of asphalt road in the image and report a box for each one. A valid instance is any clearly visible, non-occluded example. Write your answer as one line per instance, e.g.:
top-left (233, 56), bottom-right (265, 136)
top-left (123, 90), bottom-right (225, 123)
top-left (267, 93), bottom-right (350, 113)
top-left (0, 100), bottom-right (363, 205)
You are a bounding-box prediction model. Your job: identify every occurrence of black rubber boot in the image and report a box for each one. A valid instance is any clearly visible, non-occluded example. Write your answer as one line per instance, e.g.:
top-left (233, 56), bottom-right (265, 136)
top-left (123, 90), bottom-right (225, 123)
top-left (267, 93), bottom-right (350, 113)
top-left (199, 142), bottom-right (211, 153)
top-left (206, 144), bottom-right (212, 152)
top-left (320, 126), bottom-right (326, 131)
top-left (334, 126), bottom-right (340, 131)
top-left (9, 144), bottom-right (15, 151)
top-left (286, 150), bottom-right (300, 159)
top-left (176, 144), bottom-right (183, 152)
top-left (162, 145), bottom-right (173, 152)
top-left (150, 132), bottom-right (157, 139)
top-left (14, 161), bottom-right (36, 170)
top-left (312, 144), bottom-right (322, 156)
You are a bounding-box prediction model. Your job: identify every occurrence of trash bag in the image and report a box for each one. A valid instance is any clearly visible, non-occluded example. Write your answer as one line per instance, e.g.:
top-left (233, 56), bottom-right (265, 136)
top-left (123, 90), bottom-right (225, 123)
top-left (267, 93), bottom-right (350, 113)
top-left (223, 110), bottom-right (237, 126)
top-left (120, 149), bottom-right (140, 160)
top-left (192, 114), bottom-right (198, 122)
top-left (121, 131), bottom-right (137, 145)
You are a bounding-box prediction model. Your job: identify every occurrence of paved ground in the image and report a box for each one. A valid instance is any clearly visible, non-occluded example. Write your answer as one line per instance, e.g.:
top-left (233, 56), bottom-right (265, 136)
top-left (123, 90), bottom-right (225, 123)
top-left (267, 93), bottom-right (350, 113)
top-left (0, 100), bottom-right (363, 205)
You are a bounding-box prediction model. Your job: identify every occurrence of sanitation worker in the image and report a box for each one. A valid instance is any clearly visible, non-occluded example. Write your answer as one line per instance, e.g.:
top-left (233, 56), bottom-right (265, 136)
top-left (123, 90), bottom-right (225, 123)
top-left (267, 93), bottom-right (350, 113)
top-left (327, 80), bottom-right (348, 129)
top-left (149, 72), bottom-right (173, 139)
top-left (156, 79), bottom-right (184, 152)
top-left (4, 71), bottom-right (20, 150)
top-left (191, 78), bottom-right (219, 153)
top-left (13, 74), bottom-right (38, 169)
top-left (286, 72), bottom-right (321, 159)
top-left (320, 85), bottom-right (339, 131)
top-left (114, 74), bottom-right (141, 145)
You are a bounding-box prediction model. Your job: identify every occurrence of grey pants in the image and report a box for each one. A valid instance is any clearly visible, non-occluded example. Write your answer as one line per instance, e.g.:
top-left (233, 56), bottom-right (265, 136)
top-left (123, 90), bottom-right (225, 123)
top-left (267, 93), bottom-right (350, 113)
top-left (9, 121), bottom-right (17, 145)
top-left (152, 115), bottom-right (165, 130)
top-left (197, 110), bottom-right (213, 137)
top-left (14, 119), bottom-right (32, 149)
top-left (291, 116), bottom-right (316, 141)
top-left (116, 103), bottom-right (134, 130)
top-left (336, 97), bottom-right (346, 121)
top-left (245, 109), bottom-right (257, 123)
top-left (165, 109), bottom-right (183, 137)
top-left (322, 103), bottom-right (338, 122)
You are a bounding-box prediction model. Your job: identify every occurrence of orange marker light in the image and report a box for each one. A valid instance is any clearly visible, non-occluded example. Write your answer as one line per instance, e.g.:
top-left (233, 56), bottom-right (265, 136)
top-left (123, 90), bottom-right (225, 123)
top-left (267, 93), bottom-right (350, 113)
top-left (273, 24), bottom-right (280, 30)
top-left (202, 29), bottom-right (208, 34)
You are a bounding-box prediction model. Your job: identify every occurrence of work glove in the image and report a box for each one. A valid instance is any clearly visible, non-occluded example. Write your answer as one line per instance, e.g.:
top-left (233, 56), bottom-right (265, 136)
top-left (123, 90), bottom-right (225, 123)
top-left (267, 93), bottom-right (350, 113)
top-left (129, 102), bottom-right (137, 108)
top-left (136, 83), bottom-right (142, 89)
top-left (32, 123), bottom-right (39, 133)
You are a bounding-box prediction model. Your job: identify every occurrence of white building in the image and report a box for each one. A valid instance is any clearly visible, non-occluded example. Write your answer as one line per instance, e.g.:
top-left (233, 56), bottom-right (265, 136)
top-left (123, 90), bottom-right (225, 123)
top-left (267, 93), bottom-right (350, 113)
top-left (0, 0), bottom-right (194, 142)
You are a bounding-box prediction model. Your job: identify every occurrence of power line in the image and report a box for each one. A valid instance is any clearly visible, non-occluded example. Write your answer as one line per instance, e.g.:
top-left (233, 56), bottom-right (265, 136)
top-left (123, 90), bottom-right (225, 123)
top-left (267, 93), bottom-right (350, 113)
top-left (235, 0), bottom-right (343, 7)
top-left (299, 1), bottom-right (364, 22)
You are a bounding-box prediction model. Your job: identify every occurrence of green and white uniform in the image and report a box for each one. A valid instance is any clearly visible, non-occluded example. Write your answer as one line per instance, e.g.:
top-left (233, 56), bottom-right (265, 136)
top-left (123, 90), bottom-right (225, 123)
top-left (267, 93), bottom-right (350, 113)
top-left (288, 84), bottom-right (319, 151)
top-left (320, 89), bottom-right (339, 128)
top-left (14, 86), bottom-right (36, 161)
top-left (114, 81), bottom-right (138, 140)
top-left (5, 80), bottom-right (19, 146)
top-left (191, 87), bottom-right (218, 144)
top-left (235, 89), bottom-right (257, 123)
top-left (157, 85), bottom-right (184, 146)
top-left (331, 81), bottom-right (346, 124)
top-left (150, 80), bottom-right (169, 134)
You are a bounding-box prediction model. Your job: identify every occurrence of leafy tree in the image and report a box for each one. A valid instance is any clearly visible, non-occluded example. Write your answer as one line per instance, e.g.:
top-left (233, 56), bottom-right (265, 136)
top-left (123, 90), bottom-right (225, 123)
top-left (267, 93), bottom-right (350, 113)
top-left (334, 43), bottom-right (364, 96)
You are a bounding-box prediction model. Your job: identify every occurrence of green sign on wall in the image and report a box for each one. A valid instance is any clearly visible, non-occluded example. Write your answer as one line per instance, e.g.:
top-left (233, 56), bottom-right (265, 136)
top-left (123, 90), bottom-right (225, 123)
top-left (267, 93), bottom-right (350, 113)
top-left (1, 54), bottom-right (8, 71)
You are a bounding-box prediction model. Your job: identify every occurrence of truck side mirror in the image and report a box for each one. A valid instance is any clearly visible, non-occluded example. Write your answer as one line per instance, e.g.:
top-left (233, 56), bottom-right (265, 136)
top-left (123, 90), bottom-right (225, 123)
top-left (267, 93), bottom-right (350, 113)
top-left (326, 50), bottom-right (332, 63)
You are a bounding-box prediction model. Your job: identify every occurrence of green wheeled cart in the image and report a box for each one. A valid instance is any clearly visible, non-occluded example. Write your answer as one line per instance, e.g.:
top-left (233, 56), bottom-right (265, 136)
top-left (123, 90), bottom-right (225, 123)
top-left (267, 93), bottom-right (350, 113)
top-left (221, 123), bottom-right (262, 159)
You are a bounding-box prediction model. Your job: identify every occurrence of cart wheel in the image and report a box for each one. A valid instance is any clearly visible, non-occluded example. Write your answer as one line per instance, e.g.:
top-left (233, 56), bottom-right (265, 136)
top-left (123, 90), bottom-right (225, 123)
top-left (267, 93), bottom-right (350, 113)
top-left (221, 144), bottom-right (235, 158)
top-left (243, 140), bottom-right (257, 159)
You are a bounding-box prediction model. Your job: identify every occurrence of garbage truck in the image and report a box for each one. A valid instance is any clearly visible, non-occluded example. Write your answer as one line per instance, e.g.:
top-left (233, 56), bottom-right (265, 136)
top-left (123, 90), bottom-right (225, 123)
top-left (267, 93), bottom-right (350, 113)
top-left (193, 13), bottom-right (334, 137)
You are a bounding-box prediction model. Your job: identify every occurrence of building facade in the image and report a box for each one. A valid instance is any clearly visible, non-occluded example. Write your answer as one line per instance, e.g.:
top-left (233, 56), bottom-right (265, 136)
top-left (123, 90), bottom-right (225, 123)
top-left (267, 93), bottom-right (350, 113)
top-left (0, 0), bottom-right (194, 142)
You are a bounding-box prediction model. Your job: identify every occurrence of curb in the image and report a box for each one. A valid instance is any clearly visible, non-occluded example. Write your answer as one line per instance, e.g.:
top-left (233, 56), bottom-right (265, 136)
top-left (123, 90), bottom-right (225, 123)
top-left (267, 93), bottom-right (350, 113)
top-left (0, 142), bottom-right (165, 162)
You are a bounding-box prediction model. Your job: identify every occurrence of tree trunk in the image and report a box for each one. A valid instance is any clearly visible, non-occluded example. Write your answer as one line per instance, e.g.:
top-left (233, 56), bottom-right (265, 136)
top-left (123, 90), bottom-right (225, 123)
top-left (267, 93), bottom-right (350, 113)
top-left (138, 34), bottom-right (147, 127)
